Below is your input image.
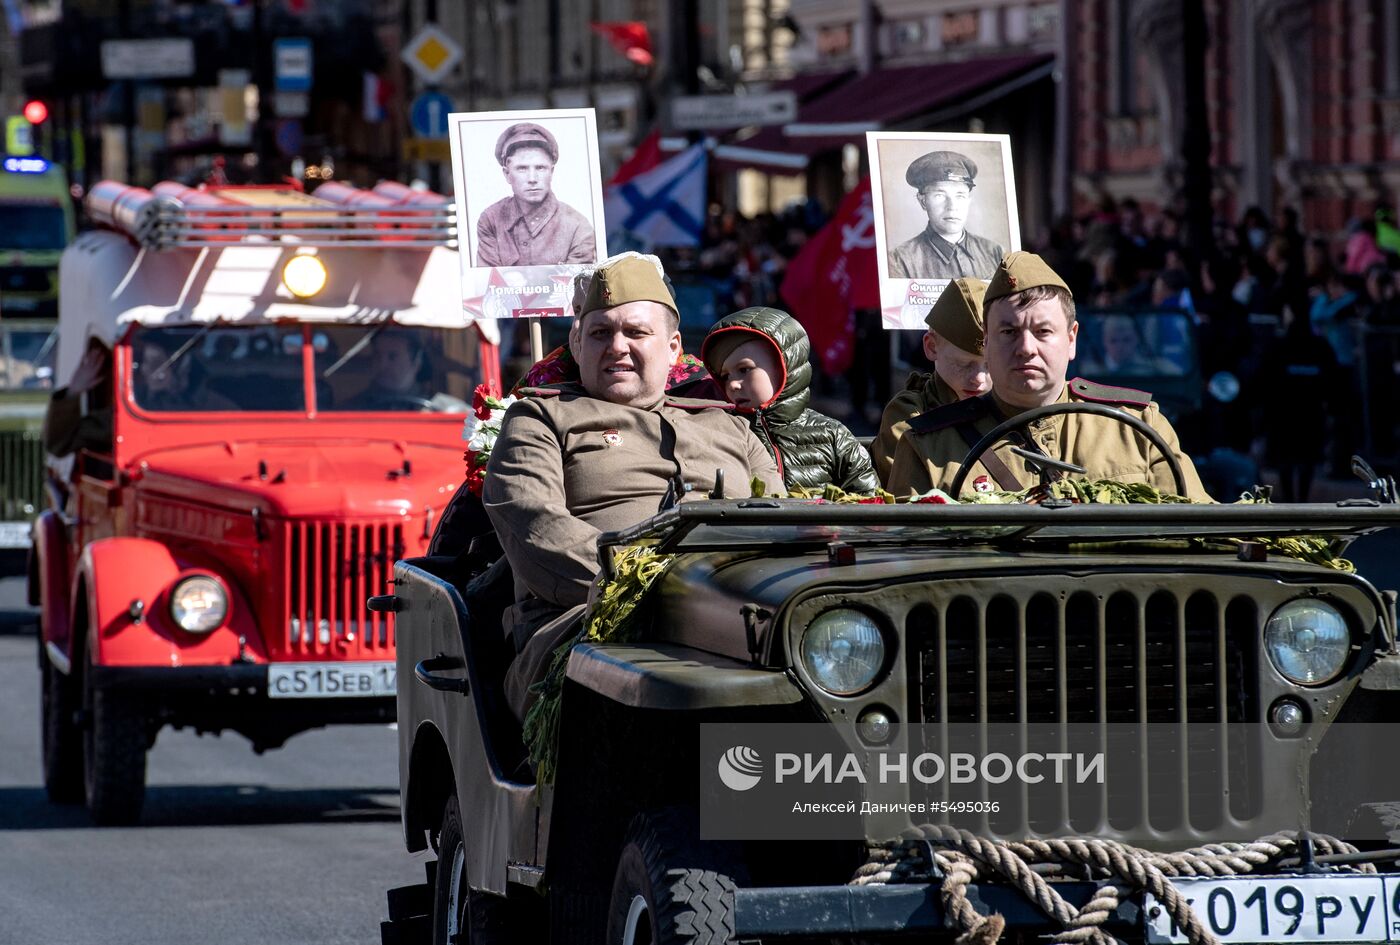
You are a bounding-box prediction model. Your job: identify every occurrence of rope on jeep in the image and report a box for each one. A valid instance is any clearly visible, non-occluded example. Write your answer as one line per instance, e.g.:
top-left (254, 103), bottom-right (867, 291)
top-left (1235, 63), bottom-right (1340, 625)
top-left (850, 827), bottom-right (1371, 945)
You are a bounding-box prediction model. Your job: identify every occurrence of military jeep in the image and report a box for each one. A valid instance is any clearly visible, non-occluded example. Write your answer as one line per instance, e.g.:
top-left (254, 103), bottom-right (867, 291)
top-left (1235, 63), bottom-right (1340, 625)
top-left (383, 454), bottom-right (1400, 944)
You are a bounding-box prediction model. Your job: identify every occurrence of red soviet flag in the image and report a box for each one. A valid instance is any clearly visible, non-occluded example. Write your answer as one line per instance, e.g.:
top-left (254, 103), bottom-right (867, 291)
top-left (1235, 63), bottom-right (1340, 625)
top-left (591, 22), bottom-right (655, 67)
top-left (780, 177), bottom-right (878, 375)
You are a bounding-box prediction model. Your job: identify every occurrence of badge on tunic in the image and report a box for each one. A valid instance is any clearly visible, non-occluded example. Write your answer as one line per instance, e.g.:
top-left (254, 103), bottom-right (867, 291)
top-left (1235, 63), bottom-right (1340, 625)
top-left (973, 475), bottom-right (993, 493)
top-left (602, 429), bottom-right (623, 447)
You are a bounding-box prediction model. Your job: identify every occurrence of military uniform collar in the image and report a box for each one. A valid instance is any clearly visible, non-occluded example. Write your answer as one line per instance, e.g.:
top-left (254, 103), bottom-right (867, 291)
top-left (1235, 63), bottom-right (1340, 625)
top-left (507, 191), bottom-right (560, 236)
top-left (921, 226), bottom-right (970, 263)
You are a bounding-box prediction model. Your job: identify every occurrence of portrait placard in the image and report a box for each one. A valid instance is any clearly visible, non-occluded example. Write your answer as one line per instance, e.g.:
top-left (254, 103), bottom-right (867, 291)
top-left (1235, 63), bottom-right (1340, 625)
top-left (447, 108), bottom-right (609, 320)
top-left (866, 132), bottom-right (1020, 329)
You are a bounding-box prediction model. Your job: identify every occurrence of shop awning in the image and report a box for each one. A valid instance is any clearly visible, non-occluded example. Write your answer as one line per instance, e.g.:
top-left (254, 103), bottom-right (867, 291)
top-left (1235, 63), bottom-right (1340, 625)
top-left (709, 53), bottom-right (1055, 173)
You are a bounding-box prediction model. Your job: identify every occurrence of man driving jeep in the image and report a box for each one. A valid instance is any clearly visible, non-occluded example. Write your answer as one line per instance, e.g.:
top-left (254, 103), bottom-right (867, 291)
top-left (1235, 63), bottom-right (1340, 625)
top-left (886, 251), bottom-right (1212, 501)
top-left (482, 254), bottom-right (781, 719)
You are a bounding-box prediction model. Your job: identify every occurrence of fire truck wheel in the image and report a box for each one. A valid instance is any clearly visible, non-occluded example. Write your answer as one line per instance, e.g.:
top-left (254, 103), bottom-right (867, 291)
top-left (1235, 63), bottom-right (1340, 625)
top-left (81, 650), bottom-right (148, 826)
top-left (40, 642), bottom-right (83, 804)
top-left (431, 794), bottom-right (508, 944)
top-left (605, 809), bottom-right (739, 945)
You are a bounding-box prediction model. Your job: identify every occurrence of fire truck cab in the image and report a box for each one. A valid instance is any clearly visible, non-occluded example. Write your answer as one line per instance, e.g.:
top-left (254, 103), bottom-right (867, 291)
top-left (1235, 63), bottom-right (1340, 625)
top-left (31, 178), bottom-right (498, 825)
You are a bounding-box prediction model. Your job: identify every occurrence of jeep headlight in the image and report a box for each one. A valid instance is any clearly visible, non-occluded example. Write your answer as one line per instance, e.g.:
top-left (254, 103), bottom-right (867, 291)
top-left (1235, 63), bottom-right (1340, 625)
top-left (170, 576), bottom-right (228, 634)
top-left (800, 609), bottom-right (885, 695)
top-left (1264, 599), bottom-right (1350, 685)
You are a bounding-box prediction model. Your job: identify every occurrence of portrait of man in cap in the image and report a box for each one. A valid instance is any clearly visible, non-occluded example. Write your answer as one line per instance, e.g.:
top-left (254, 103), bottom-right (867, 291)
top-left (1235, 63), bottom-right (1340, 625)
top-left (474, 120), bottom-right (598, 268)
top-left (888, 149), bottom-right (1006, 281)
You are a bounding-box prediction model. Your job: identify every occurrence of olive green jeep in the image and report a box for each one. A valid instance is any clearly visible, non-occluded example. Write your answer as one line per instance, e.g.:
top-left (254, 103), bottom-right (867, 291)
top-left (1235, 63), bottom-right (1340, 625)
top-left (0, 318), bottom-right (55, 571)
top-left (380, 419), bottom-right (1400, 945)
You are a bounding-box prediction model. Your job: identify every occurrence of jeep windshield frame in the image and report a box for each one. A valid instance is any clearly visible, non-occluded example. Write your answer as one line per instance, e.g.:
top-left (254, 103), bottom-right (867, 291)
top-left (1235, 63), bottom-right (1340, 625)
top-left (596, 499), bottom-right (1400, 572)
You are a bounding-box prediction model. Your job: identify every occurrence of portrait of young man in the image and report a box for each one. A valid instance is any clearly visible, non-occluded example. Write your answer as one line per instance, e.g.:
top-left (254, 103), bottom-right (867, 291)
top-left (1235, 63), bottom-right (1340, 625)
top-left (474, 121), bottom-right (598, 268)
top-left (887, 149), bottom-right (1006, 281)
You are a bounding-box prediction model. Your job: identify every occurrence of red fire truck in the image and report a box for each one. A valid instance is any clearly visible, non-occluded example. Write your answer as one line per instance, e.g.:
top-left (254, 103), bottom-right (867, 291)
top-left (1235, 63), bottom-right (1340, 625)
top-left (30, 178), bottom-right (498, 825)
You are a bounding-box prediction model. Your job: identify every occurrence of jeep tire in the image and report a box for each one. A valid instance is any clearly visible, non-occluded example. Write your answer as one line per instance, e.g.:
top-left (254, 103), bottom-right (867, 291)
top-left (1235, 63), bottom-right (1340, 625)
top-left (40, 642), bottom-right (83, 804)
top-left (432, 793), bottom-right (508, 944)
top-left (605, 809), bottom-right (738, 945)
top-left (81, 650), bottom-right (148, 825)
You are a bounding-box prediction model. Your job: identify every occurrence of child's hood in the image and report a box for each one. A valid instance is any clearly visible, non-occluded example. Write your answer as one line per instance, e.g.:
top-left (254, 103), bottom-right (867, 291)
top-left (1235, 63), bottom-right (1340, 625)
top-left (700, 306), bottom-right (812, 423)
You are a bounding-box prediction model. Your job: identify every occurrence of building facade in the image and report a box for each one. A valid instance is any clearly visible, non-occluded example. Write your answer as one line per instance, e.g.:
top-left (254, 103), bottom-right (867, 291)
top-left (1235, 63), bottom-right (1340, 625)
top-left (1070, 0), bottom-right (1400, 231)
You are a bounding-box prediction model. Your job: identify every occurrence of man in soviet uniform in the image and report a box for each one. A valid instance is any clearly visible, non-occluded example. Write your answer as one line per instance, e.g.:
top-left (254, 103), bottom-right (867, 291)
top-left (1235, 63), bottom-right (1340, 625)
top-left (475, 122), bottom-right (598, 268)
top-left (888, 150), bottom-right (1005, 280)
top-left (870, 277), bottom-right (990, 485)
top-left (483, 254), bottom-right (780, 718)
top-left (885, 252), bottom-right (1212, 501)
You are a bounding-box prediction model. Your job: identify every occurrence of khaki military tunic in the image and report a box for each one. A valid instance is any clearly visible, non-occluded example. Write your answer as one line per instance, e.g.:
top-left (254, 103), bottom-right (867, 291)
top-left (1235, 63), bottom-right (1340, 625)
top-left (889, 227), bottom-right (1005, 280)
top-left (886, 379), bottom-right (1213, 502)
top-left (870, 371), bottom-right (956, 486)
top-left (475, 192), bottom-right (597, 267)
top-left (482, 383), bottom-right (780, 716)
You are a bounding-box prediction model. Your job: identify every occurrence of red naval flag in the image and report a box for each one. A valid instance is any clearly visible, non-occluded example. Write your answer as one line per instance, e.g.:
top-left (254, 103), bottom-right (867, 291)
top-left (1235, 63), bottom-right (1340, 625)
top-left (607, 129), bottom-right (663, 186)
top-left (779, 177), bottom-right (879, 375)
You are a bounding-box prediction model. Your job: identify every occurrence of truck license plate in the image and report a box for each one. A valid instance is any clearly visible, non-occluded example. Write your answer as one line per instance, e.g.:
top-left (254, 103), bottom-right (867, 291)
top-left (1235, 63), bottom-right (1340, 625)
top-left (1144, 875), bottom-right (1395, 943)
top-left (0, 521), bottom-right (31, 548)
top-left (267, 662), bottom-right (396, 698)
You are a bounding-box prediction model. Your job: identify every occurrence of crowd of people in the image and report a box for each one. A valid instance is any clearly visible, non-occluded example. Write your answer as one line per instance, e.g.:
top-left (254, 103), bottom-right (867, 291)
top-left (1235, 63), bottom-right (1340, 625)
top-left (658, 195), bottom-right (1400, 501)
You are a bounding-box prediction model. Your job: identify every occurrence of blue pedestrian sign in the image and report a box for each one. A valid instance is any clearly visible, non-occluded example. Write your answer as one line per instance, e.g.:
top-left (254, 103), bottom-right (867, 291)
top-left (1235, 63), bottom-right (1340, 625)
top-left (410, 91), bottom-right (453, 140)
top-left (274, 38), bottom-right (313, 93)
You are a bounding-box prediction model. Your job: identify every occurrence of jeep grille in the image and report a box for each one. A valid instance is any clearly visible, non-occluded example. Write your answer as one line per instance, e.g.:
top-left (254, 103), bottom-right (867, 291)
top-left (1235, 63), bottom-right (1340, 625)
top-left (282, 519), bottom-right (404, 656)
top-left (0, 428), bottom-right (43, 522)
top-left (907, 585), bottom-right (1262, 835)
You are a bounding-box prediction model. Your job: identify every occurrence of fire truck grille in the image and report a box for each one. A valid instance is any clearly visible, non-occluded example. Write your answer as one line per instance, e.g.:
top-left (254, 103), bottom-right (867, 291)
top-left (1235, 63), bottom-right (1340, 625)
top-left (282, 519), bottom-right (404, 656)
top-left (906, 585), bottom-right (1261, 836)
top-left (0, 428), bottom-right (43, 522)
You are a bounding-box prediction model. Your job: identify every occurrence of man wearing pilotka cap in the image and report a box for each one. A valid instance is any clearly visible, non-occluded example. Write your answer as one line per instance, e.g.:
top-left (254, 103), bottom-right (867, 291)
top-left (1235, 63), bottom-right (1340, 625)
top-left (475, 121), bottom-right (598, 267)
top-left (886, 251), bottom-right (1213, 501)
top-left (872, 277), bottom-right (991, 487)
top-left (483, 254), bottom-right (780, 719)
top-left (888, 150), bottom-right (1005, 280)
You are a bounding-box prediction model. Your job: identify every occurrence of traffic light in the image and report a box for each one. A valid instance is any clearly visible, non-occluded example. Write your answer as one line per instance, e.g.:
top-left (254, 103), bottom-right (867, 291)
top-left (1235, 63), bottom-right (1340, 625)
top-left (22, 100), bottom-right (48, 125)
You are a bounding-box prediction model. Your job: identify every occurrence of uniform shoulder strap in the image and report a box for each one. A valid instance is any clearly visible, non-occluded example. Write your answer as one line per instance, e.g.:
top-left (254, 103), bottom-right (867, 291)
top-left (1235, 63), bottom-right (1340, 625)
top-left (1067, 377), bottom-right (1153, 407)
top-left (515, 385), bottom-right (565, 399)
top-left (907, 394), bottom-right (991, 435)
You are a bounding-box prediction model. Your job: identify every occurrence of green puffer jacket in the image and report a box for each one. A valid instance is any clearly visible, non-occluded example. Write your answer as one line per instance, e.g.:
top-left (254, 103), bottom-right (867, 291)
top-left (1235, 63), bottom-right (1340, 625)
top-left (701, 307), bottom-right (880, 494)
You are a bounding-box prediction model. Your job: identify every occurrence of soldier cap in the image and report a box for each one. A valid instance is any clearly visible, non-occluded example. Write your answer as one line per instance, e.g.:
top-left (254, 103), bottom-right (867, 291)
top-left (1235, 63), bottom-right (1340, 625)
top-left (983, 251), bottom-right (1072, 307)
top-left (925, 277), bottom-right (987, 354)
top-left (495, 122), bottom-right (559, 165)
top-left (578, 253), bottom-right (679, 321)
top-left (907, 150), bottom-right (978, 191)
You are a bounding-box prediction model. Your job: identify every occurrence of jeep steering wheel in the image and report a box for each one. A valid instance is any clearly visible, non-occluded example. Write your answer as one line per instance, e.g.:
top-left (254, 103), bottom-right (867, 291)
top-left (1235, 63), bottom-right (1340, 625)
top-left (948, 401), bottom-right (1188, 499)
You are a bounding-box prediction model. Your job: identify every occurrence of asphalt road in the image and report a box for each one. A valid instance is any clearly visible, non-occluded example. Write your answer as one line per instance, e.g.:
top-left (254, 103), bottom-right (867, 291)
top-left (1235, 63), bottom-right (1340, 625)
top-left (0, 577), bottom-right (427, 945)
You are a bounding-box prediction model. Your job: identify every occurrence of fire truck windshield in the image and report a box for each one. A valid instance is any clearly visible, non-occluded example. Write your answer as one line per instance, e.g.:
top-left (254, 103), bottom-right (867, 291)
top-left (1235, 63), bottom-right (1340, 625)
top-left (131, 325), bottom-right (304, 412)
top-left (315, 324), bottom-right (478, 413)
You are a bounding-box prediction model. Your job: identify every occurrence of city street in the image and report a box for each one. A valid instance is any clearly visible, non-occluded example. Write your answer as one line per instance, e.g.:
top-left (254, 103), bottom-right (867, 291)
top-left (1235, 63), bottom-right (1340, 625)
top-left (0, 577), bottom-right (425, 945)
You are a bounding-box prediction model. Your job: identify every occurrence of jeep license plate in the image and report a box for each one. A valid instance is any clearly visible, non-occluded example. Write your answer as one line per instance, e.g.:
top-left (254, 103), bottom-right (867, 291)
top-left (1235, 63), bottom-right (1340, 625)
top-left (1144, 875), bottom-right (1394, 943)
top-left (267, 662), bottom-right (396, 698)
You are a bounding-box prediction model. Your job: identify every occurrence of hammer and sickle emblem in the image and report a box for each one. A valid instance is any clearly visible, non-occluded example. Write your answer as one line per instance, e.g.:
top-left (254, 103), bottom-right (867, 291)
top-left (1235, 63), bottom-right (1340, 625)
top-left (840, 195), bottom-right (876, 253)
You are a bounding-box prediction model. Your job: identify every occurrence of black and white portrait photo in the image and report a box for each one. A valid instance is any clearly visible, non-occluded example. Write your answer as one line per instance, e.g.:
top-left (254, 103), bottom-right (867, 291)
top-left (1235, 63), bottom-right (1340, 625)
top-left (867, 132), bottom-right (1020, 329)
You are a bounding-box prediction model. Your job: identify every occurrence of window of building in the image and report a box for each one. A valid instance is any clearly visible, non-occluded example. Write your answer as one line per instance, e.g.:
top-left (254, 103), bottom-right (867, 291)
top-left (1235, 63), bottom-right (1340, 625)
top-left (941, 10), bottom-right (979, 49)
top-left (1111, 0), bottom-right (1138, 116)
top-left (816, 23), bottom-right (853, 58)
top-left (890, 17), bottom-right (926, 57)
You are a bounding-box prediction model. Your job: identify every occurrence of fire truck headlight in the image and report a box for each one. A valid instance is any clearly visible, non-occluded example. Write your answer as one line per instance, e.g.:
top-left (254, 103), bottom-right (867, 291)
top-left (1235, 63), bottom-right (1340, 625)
top-left (282, 255), bottom-right (328, 299)
top-left (170, 576), bottom-right (228, 634)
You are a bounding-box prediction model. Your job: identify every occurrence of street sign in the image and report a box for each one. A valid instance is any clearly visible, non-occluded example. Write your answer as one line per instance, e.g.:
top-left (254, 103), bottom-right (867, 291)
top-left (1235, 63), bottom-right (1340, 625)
top-left (5, 117), bottom-right (33, 156)
top-left (274, 38), bottom-right (313, 93)
top-left (403, 138), bottom-right (451, 163)
top-left (671, 91), bottom-right (797, 131)
top-left (274, 119), bottom-right (303, 157)
top-left (410, 91), bottom-right (453, 139)
top-left (273, 92), bottom-right (309, 118)
top-left (100, 38), bottom-right (195, 80)
top-left (401, 24), bottom-right (462, 85)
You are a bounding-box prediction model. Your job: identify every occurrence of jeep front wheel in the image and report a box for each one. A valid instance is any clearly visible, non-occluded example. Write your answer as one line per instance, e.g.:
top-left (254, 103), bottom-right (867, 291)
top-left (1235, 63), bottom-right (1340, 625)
top-left (432, 793), bottom-right (507, 944)
top-left (81, 650), bottom-right (148, 825)
top-left (605, 810), bottom-right (738, 945)
top-left (40, 642), bottom-right (82, 804)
